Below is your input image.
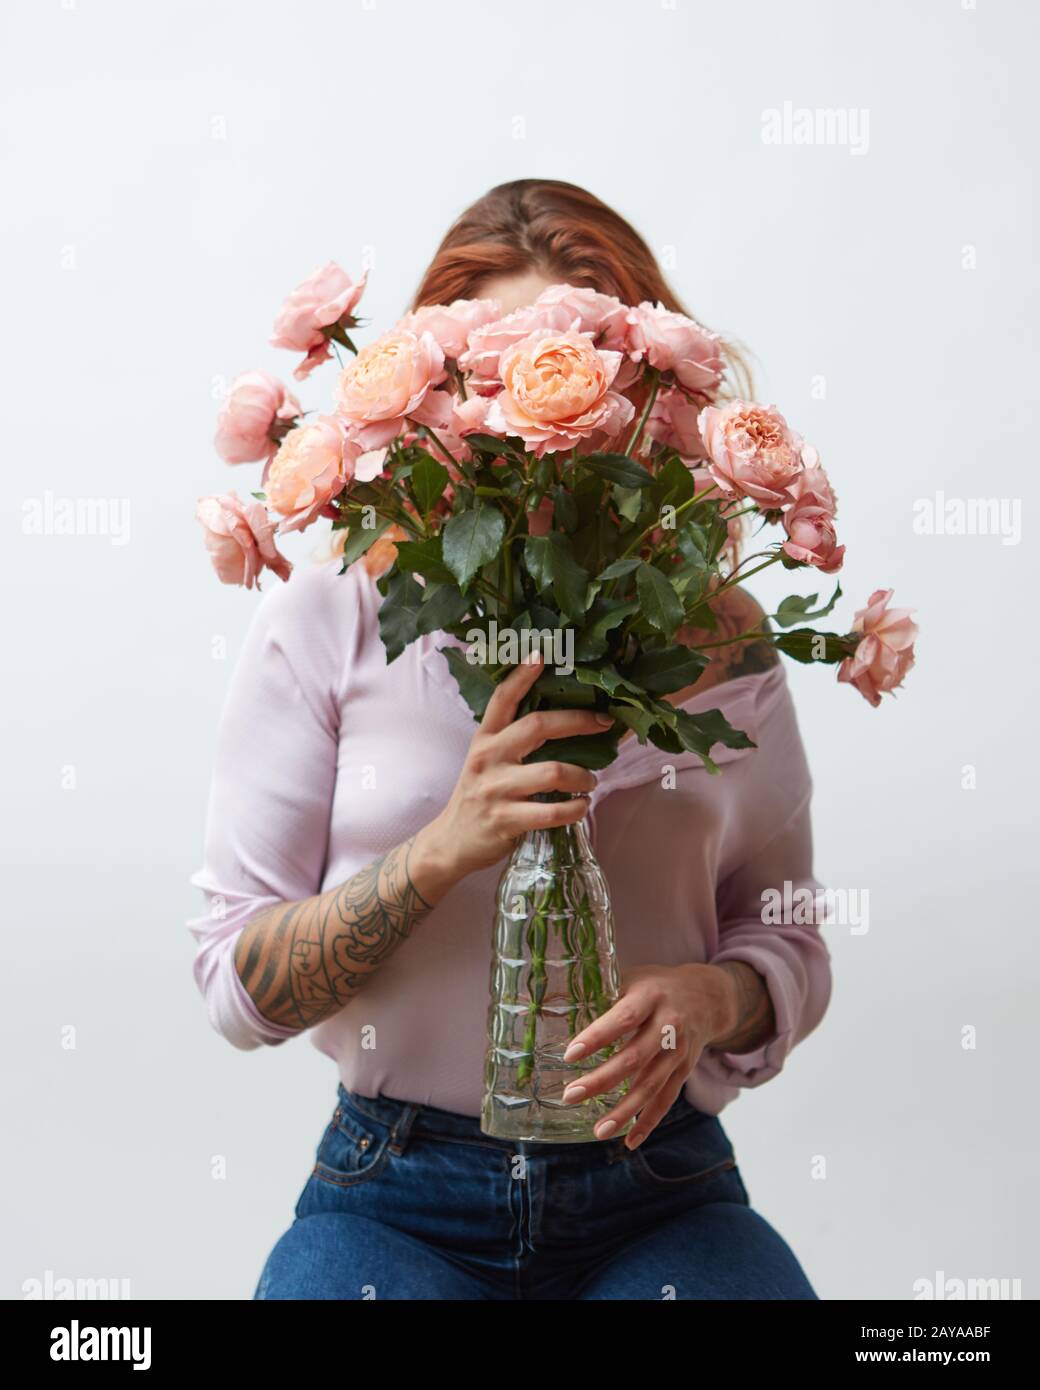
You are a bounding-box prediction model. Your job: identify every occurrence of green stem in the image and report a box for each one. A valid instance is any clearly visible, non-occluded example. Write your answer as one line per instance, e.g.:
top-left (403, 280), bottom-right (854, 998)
top-left (624, 368), bottom-right (660, 457)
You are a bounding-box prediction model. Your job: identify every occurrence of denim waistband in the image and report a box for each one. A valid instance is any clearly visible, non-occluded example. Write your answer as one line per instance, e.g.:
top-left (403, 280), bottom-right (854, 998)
top-left (337, 1082), bottom-right (702, 1154)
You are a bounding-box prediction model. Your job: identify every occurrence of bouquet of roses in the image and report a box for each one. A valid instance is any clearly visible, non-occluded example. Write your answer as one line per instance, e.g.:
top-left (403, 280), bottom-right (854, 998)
top-left (198, 262), bottom-right (917, 1140)
top-left (200, 262), bottom-right (916, 744)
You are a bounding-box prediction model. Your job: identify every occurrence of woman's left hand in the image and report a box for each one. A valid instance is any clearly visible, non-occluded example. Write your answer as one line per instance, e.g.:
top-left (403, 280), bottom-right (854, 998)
top-left (560, 963), bottom-right (749, 1149)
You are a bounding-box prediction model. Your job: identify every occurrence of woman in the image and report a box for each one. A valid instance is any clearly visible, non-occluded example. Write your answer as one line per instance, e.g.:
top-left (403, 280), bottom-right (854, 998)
top-left (189, 179), bottom-right (832, 1301)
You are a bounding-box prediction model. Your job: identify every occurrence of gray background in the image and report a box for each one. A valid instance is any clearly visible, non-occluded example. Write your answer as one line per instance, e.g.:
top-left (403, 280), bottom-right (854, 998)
top-left (2, 0), bottom-right (1037, 1300)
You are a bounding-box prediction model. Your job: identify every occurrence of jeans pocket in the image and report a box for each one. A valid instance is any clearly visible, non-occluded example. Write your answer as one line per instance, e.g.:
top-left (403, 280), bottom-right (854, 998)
top-left (629, 1114), bottom-right (737, 1190)
top-left (310, 1100), bottom-right (391, 1190)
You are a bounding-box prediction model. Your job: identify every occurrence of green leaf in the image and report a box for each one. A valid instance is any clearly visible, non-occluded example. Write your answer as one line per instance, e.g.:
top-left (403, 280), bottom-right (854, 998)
top-left (533, 672), bottom-right (597, 707)
top-left (582, 453), bottom-right (655, 488)
top-left (523, 535), bottom-right (554, 593)
top-left (524, 731), bottom-right (621, 771)
top-left (615, 485), bottom-right (646, 524)
top-left (774, 585), bottom-right (843, 629)
top-left (676, 707), bottom-right (756, 753)
top-left (438, 645), bottom-right (498, 719)
top-left (442, 505), bottom-right (506, 588)
top-left (415, 583), bottom-right (472, 635)
top-left (626, 645), bottom-right (708, 694)
top-left (549, 537), bottom-right (591, 623)
top-left (550, 485), bottom-right (579, 533)
top-left (465, 433), bottom-right (523, 462)
top-left (339, 516), bottom-right (391, 568)
top-left (574, 600), bottom-right (639, 664)
top-left (573, 664), bottom-right (645, 698)
top-left (636, 562), bottom-right (684, 640)
top-left (596, 557), bottom-right (641, 582)
top-left (609, 703), bottom-right (657, 742)
top-left (650, 454), bottom-right (696, 512)
top-left (377, 572), bottom-right (424, 663)
top-left (393, 536), bottom-right (455, 585)
top-left (524, 533), bottom-right (591, 622)
top-left (411, 454), bottom-right (449, 516)
top-left (648, 722), bottom-right (685, 756)
top-left (774, 628), bottom-right (855, 665)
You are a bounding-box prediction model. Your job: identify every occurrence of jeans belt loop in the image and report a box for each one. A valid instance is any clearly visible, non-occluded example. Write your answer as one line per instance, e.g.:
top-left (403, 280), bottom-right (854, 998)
top-left (387, 1102), bottom-right (419, 1156)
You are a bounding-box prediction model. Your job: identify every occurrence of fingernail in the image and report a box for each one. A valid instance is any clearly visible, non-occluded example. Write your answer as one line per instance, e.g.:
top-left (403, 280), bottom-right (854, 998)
top-left (626, 1130), bottom-right (643, 1150)
top-left (562, 1085), bottom-right (587, 1104)
top-left (563, 1041), bottom-right (586, 1061)
top-left (595, 1119), bottom-right (617, 1140)
top-left (523, 651), bottom-right (542, 666)
top-left (594, 714), bottom-right (613, 727)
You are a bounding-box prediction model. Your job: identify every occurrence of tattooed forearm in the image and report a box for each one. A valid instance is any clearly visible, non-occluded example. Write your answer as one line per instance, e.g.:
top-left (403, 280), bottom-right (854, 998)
top-left (710, 961), bottom-right (776, 1054)
top-left (233, 835), bottom-right (435, 1032)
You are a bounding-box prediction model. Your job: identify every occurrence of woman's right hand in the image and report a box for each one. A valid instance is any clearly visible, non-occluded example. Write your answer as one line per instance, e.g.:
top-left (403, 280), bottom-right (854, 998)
top-left (410, 653), bottom-right (610, 899)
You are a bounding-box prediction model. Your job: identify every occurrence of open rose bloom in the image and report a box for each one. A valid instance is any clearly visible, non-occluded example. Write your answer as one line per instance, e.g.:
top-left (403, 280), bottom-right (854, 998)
top-left (200, 270), bottom-right (915, 737)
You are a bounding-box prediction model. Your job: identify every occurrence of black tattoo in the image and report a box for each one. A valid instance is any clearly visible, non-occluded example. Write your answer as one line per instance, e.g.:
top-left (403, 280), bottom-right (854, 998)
top-left (234, 837), bottom-right (432, 1031)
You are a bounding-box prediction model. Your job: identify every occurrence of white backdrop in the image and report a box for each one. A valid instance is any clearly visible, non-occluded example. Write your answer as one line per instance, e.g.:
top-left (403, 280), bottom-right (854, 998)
top-left (2, 0), bottom-right (1037, 1300)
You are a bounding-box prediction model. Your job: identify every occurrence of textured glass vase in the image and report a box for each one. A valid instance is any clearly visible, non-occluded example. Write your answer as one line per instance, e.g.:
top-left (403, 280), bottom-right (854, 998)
top-left (480, 797), bottom-right (631, 1143)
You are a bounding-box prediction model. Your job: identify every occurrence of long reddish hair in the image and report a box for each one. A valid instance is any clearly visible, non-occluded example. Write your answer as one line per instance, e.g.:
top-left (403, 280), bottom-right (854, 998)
top-left (411, 178), bottom-right (752, 401)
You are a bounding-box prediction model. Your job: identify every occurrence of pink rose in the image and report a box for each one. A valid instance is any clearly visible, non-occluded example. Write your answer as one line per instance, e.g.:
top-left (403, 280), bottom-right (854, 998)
top-left (397, 298), bottom-right (502, 361)
top-left (838, 589), bottom-right (918, 707)
top-left (196, 492), bottom-right (291, 589)
top-left (264, 416), bottom-right (346, 534)
top-left (270, 262), bottom-right (367, 381)
top-left (784, 444), bottom-right (838, 515)
top-left (699, 400), bottom-right (805, 506)
top-left (534, 283), bottom-right (630, 350)
top-left (625, 302), bottom-right (724, 394)
top-left (645, 388), bottom-right (708, 460)
top-left (485, 329), bottom-right (635, 458)
top-left (214, 370), bottom-right (301, 465)
top-left (334, 329), bottom-right (446, 450)
top-left (457, 301), bottom-right (577, 379)
top-left (782, 495), bottom-right (845, 573)
top-left (452, 390), bottom-right (498, 436)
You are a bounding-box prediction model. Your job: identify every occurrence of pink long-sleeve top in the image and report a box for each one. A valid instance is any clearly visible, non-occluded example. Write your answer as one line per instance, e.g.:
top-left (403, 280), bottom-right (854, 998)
top-left (188, 559), bottom-right (832, 1117)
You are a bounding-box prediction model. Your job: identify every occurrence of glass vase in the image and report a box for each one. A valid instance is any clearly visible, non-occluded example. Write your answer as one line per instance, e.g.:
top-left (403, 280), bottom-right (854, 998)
top-left (480, 797), bottom-right (631, 1143)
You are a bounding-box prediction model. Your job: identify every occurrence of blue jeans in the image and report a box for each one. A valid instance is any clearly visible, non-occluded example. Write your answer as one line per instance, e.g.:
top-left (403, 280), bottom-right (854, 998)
top-left (255, 1083), bottom-right (818, 1300)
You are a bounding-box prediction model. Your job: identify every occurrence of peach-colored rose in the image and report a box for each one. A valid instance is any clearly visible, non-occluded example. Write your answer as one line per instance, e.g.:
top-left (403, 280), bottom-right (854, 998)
top-left (264, 416), bottom-right (346, 534)
top-left (645, 388), bottom-right (708, 460)
top-left (397, 298), bottom-right (502, 361)
top-left (214, 371), bottom-right (301, 465)
top-left (485, 329), bottom-right (635, 457)
top-left (838, 589), bottom-right (918, 707)
top-left (452, 390), bottom-right (498, 435)
top-left (625, 302), bottom-right (724, 394)
top-left (782, 496), bottom-right (845, 573)
top-left (700, 400), bottom-right (805, 506)
top-left (534, 283), bottom-right (629, 350)
top-left (457, 301), bottom-right (578, 379)
top-left (784, 444), bottom-right (838, 515)
top-left (196, 492), bottom-right (291, 589)
top-left (270, 262), bottom-right (367, 381)
top-left (334, 329), bottom-right (446, 450)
